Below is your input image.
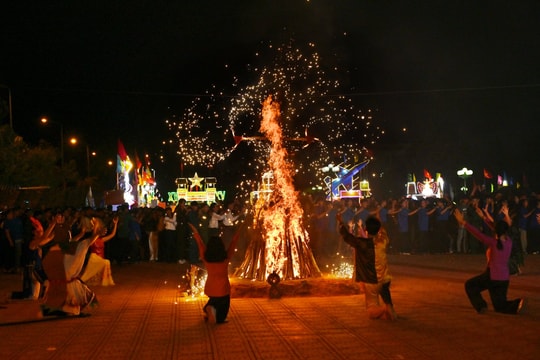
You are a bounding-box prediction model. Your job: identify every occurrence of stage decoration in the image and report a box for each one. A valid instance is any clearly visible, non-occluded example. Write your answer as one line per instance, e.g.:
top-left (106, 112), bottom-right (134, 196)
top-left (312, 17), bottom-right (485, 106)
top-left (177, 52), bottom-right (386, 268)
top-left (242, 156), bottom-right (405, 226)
top-left (322, 160), bottom-right (370, 201)
top-left (235, 96), bottom-right (321, 281)
top-left (175, 173), bottom-right (218, 204)
top-left (116, 139), bottom-right (135, 205)
top-left (136, 154), bottom-right (158, 208)
top-left (406, 171), bottom-right (445, 199)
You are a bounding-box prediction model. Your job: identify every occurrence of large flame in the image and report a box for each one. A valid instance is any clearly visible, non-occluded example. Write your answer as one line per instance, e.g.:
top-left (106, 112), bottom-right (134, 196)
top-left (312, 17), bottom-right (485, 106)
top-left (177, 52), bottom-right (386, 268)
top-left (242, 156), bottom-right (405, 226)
top-left (258, 95), bottom-right (320, 279)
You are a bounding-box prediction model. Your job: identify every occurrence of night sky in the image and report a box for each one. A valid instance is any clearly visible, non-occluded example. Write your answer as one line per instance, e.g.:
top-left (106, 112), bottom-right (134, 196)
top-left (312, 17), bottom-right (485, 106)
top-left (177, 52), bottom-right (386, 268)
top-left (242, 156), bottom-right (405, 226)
top-left (2, 1), bottom-right (540, 195)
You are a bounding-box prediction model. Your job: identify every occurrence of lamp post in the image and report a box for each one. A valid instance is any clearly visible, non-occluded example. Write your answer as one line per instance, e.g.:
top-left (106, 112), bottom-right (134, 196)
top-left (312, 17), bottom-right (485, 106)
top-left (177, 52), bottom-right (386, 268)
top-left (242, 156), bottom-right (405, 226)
top-left (457, 167), bottom-right (473, 193)
top-left (69, 137), bottom-right (95, 178)
top-left (40, 117), bottom-right (64, 168)
top-left (0, 84), bottom-right (13, 129)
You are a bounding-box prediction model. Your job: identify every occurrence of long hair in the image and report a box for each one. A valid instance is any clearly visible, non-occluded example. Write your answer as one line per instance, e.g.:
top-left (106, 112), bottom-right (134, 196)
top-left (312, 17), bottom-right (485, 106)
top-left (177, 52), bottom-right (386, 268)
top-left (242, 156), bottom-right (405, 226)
top-left (494, 220), bottom-right (509, 250)
top-left (204, 236), bottom-right (227, 262)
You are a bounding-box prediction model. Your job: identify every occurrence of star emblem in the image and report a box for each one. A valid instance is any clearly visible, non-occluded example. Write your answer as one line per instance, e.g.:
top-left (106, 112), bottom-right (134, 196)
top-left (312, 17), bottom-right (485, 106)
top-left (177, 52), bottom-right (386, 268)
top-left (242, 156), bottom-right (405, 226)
top-left (189, 173), bottom-right (204, 190)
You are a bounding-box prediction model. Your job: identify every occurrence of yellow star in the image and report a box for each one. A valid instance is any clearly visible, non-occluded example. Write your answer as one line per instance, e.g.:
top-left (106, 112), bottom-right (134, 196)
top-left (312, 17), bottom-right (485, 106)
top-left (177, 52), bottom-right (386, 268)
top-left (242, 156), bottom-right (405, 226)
top-left (189, 173), bottom-right (204, 190)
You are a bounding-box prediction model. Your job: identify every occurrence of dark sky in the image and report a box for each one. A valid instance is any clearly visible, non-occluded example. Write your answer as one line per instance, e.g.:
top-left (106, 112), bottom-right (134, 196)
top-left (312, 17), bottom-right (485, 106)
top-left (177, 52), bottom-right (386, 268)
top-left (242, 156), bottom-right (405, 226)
top-left (2, 1), bottom-right (540, 192)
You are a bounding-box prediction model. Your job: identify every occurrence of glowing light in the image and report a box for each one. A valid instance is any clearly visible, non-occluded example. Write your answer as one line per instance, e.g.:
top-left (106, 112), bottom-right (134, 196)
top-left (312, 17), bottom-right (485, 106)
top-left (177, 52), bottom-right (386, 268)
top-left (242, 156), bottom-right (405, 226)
top-left (165, 40), bottom-right (384, 197)
top-left (330, 262), bottom-right (354, 279)
top-left (237, 96), bottom-right (321, 280)
top-left (188, 172), bottom-right (204, 190)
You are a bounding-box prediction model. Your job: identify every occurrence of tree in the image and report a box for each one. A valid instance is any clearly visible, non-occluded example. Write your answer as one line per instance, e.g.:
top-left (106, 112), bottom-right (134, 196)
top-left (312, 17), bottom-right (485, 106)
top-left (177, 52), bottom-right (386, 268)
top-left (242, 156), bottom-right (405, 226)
top-left (0, 125), bottom-right (82, 207)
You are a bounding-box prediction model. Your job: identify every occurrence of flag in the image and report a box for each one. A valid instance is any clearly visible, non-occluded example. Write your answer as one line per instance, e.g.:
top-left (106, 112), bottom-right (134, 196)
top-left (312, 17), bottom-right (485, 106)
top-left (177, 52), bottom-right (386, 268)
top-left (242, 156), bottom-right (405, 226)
top-left (142, 166), bottom-right (155, 185)
top-left (483, 168), bottom-right (493, 179)
top-left (134, 151), bottom-right (142, 170)
top-left (117, 139), bottom-right (128, 174)
top-left (85, 186), bottom-right (95, 208)
top-left (424, 169), bottom-right (432, 180)
top-left (118, 139), bottom-right (128, 161)
top-left (116, 154), bottom-right (123, 174)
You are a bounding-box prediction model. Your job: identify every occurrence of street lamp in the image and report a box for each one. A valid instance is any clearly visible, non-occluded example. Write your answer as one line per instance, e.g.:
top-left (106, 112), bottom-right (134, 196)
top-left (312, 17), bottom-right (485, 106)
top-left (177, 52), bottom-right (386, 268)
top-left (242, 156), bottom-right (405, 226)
top-left (40, 117), bottom-right (64, 168)
top-left (457, 167), bottom-right (473, 193)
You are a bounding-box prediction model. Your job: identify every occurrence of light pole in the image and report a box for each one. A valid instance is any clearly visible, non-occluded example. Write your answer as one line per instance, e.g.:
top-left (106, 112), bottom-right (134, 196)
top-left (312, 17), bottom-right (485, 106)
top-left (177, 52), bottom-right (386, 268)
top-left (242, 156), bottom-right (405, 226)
top-left (0, 84), bottom-right (13, 129)
top-left (69, 137), bottom-right (95, 178)
top-left (40, 117), bottom-right (64, 168)
top-left (457, 167), bottom-right (473, 193)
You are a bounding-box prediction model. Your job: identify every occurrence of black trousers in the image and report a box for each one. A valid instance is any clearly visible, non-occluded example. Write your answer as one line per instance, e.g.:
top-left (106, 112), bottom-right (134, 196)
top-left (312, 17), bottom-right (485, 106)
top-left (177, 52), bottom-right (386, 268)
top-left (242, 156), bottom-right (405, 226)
top-left (204, 295), bottom-right (231, 323)
top-left (465, 268), bottom-right (520, 314)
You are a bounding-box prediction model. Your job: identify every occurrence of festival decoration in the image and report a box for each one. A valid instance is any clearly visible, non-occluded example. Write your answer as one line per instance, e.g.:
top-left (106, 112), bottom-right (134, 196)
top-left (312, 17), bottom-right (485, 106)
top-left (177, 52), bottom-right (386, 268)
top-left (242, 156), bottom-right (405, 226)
top-left (116, 139), bottom-right (135, 205)
top-left (322, 160), bottom-right (370, 201)
top-left (406, 170), bottom-right (445, 199)
top-left (175, 173), bottom-right (218, 204)
top-left (136, 154), bottom-right (158, 208)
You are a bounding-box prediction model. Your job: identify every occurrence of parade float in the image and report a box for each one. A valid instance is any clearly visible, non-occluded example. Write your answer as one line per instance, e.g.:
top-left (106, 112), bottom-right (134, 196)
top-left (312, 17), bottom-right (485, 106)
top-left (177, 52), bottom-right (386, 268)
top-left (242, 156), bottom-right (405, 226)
top-left (321, 160), bottom-right (371, 201)
top-left (406, 171), bottom-right (445, 200)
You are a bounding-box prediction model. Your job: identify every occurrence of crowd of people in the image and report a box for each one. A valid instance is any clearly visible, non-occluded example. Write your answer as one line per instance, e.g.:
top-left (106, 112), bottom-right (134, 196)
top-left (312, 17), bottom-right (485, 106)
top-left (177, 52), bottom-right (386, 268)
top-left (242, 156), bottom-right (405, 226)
top-left (0, 186), bottom-right (537, 319)
top-left (0, 198), bottom-right (249, 317)
top-left (307, 190), bottom-right (539, 275)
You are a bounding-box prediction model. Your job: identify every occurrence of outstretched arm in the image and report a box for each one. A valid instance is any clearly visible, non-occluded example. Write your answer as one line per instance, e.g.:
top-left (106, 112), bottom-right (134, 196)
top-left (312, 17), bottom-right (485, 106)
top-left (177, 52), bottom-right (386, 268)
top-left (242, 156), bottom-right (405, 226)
top-left (226, 222), bottom-right (244, 260)
top-left (500, 205), bottom-right (512, 227)
top-left (101, 217), bottom-right (119, 243)
top-left (29, 221), bottom-right (57, 250)
top-left (475, 206), bottom-right (495, 231)
top-left (188, 223), bottom-right (206, 259)
top-left (454, 209), bottom-right (495, 246)
top-left (337, 214), bottom-right (369, 249)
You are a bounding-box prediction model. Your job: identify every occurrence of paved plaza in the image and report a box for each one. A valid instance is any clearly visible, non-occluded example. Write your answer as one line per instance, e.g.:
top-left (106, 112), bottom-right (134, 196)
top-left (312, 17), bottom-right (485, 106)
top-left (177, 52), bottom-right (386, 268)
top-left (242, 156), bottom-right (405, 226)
top-left (1, 254), bottom-right (539, 359)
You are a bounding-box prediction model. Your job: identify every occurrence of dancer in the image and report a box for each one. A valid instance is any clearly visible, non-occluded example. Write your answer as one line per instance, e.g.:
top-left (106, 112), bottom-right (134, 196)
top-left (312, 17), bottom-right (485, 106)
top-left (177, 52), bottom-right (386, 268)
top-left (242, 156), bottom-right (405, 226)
top-left (338, 215), bottom-right (397, 320)
top-left (30, 216), bottom-right (105, 316)
top-left (188, 223), bottom-right (240, 324)
top-left (80, 216), bottom-right (118, 286)
top-left (454, 208), bottom-right (525, 314)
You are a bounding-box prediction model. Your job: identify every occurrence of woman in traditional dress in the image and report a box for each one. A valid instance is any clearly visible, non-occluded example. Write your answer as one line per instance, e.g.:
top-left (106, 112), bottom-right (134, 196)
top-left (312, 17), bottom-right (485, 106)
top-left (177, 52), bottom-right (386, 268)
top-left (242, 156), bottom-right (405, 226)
top-left (30, 216), bottom-right (106, 316)
top-left (80, 217), bottom-right (118, 286)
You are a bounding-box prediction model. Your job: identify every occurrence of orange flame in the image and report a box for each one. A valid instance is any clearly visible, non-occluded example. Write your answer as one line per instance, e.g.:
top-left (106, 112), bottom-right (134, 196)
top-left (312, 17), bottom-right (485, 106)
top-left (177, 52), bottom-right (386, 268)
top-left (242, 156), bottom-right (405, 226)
top-left (259, 95), bottom-right (320, 279)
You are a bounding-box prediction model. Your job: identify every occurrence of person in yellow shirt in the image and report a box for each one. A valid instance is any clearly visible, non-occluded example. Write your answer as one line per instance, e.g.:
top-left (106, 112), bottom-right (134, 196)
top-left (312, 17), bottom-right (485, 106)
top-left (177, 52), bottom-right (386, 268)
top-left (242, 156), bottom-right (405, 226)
top-left (338, 215), bottom-right (397, 320)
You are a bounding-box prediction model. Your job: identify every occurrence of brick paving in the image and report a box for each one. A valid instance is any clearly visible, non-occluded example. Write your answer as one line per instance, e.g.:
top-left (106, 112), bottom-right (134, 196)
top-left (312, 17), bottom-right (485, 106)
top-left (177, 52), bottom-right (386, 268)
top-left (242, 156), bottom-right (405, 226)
top-left (1, 254), bottom-right (539, 359)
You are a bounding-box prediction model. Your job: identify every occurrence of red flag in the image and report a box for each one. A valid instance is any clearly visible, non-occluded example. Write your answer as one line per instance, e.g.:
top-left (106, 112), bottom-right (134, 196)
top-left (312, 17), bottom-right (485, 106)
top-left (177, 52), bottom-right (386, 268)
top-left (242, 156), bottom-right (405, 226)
top-left (423, 169), bottom-right (432, 180)
top-left (117, 139), bottom-right (128, 161)
top-left (483, 168), bottom-right (493, 179)
top-left (134, 151), bottom-right (142, 170)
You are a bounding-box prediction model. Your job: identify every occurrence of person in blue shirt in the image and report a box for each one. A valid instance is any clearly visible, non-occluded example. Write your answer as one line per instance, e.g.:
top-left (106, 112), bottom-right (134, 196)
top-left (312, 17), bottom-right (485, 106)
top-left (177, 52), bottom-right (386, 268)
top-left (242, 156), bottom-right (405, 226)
top-left (388, 199), bottom-right (414, 253)
top-left (434, 199), bottom-right (454, 253)
top-left (409, 200), bottom-right (436, 253)
top-left (4, 208), bottom-right (25, 272)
